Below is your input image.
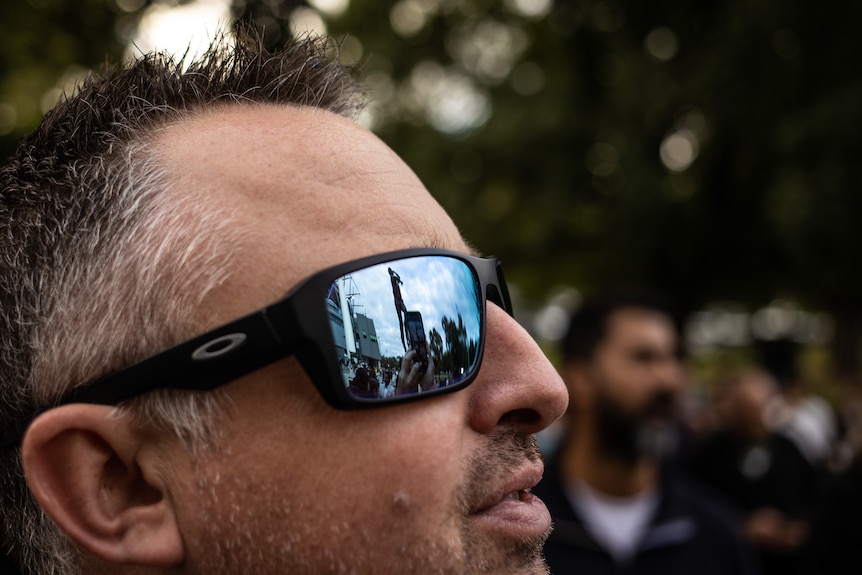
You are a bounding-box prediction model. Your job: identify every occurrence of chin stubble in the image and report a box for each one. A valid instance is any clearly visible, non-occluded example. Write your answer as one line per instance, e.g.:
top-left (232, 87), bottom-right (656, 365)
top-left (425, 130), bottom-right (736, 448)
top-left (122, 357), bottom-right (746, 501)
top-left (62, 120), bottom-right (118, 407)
top-left (458, 431), bottom-right (551, 575)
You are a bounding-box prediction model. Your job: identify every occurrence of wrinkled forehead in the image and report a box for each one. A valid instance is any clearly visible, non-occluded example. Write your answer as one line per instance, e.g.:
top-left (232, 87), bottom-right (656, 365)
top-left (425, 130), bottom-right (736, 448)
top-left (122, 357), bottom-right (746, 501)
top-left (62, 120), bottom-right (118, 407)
top-left (152, 105), bottom-right (467, 321)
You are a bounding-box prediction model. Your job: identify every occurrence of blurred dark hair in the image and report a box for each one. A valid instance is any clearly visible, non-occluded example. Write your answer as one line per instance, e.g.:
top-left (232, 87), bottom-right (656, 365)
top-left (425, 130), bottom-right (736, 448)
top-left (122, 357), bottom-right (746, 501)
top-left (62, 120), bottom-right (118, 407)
top-left (560, 289), bottom-right (681, 363)
top-left (753, 337), bottom-right (800, 388)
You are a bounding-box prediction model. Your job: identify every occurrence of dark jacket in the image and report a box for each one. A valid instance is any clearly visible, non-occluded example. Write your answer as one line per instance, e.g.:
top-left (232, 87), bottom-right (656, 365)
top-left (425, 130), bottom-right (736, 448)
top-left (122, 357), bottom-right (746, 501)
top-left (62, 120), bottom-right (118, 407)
top-left (535, 455), bottom-right (759, 575)
top-left (685, 430), bottom-right (819, 575)
top-left (809, 459), bottom-right (862, 575)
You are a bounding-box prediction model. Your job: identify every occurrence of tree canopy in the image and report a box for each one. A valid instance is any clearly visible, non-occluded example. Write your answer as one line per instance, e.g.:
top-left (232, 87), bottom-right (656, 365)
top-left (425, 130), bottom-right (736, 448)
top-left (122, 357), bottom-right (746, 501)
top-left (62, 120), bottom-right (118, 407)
top-left (3, 0), bottom-right (861, 378)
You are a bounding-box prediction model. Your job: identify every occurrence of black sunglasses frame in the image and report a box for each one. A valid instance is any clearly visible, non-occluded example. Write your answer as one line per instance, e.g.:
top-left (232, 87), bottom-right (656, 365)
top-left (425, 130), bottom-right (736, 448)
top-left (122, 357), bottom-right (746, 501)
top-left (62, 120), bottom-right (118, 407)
top-left (1, 249), bottom-right (511, 447)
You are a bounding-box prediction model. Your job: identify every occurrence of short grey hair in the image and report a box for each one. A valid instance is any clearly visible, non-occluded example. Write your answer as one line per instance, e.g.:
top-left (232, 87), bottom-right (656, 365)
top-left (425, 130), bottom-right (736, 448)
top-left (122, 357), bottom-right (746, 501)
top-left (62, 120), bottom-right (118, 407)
top-left (0, 26), bottom-right (365, 574)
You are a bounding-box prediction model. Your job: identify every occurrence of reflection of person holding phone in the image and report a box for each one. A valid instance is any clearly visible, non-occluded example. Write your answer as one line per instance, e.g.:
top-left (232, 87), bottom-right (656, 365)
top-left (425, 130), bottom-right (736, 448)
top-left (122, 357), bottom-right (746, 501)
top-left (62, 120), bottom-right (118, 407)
top-left (396, 350), bottom-right (436, 395)
top-left (388, 267), bottom-right (408, 350)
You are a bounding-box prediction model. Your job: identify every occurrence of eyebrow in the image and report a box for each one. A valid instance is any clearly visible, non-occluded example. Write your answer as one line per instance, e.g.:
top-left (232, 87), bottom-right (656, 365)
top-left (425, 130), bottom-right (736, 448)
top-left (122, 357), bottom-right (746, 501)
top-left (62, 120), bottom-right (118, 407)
top-left (462, 240), bottom-right (482, 257)
top-left (413, 236), bottom-right (482, 257)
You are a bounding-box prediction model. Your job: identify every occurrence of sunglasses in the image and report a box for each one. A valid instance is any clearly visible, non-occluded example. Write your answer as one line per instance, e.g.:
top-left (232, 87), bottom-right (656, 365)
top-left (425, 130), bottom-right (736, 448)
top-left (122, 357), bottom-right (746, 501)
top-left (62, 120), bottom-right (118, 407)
top-left (1, 249), bottom-right (511, 447)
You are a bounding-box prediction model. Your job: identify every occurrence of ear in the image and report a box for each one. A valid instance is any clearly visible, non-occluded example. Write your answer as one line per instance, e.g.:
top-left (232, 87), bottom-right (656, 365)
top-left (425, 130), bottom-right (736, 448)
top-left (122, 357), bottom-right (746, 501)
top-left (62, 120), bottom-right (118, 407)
top-left (21, 404), bottom-right (184, 567)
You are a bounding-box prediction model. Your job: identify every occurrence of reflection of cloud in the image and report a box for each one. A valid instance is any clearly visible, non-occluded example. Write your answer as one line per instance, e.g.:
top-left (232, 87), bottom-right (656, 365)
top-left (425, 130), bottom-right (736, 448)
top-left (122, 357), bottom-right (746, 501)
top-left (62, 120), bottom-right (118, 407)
top-left (348, 256), bottom-right (481, 358)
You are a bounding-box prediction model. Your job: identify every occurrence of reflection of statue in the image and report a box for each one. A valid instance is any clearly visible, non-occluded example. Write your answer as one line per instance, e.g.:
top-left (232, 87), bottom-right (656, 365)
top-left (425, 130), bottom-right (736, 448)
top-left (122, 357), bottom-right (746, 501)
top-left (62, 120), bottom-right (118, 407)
top-left (388, 267), bottom-right (408, 350)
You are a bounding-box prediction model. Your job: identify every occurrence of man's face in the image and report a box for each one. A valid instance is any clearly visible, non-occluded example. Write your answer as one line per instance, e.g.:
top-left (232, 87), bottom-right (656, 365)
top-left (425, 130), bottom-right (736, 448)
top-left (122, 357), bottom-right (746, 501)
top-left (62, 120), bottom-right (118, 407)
top-left (153, 106), bottom-right (568, 574)
top-left (585, 308), bottom-right (684, 460)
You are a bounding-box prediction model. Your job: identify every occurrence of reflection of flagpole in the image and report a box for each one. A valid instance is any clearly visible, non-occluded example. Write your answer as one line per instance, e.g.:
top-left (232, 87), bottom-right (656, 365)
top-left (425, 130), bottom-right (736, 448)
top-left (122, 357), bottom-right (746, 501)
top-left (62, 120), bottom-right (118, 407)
top-left (339, 277), bottom-right (356, 357)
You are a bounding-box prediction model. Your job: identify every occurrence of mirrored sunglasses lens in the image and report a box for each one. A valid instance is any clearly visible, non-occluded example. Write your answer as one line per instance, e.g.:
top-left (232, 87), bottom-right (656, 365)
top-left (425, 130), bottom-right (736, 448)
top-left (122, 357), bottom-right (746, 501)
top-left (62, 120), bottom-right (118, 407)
top-left (325, 256), bottom-right (482, 400)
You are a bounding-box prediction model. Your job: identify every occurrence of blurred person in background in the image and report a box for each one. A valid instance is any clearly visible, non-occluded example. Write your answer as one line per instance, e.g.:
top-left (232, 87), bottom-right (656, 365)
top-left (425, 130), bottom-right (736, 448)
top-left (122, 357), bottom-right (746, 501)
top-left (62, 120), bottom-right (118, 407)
top-left (534, 291), bottom-right (756, 574)
top-left (809, 398), bottom-right (862, 574)
top-left (756, 338), bottom-right (837, 469)
top-left (686, 368), bottom-right (818, 575)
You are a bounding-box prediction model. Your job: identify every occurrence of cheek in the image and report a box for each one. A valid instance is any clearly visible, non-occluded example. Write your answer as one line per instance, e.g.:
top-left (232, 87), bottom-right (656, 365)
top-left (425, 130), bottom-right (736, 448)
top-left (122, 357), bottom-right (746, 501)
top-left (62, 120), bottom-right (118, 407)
top-left (327, 408), bottom-right (468, 516)
top-left (225, 393), bottom-right (469, 529)
top-left (597, 362), bottom-right (646, 404)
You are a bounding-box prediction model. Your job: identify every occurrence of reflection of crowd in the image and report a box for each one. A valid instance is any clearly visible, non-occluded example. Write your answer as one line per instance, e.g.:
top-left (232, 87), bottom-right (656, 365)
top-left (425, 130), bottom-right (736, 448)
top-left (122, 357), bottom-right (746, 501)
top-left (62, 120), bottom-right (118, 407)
top-left (347, 366), bottom-right (379, 398)
top-left (346, 361), bottom-right (439, 399)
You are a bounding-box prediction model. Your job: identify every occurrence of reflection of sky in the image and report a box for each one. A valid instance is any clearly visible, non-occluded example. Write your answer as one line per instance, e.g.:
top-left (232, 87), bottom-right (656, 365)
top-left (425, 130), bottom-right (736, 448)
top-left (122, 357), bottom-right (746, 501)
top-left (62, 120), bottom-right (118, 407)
top-left (345, 256), bottom-right (481, 358)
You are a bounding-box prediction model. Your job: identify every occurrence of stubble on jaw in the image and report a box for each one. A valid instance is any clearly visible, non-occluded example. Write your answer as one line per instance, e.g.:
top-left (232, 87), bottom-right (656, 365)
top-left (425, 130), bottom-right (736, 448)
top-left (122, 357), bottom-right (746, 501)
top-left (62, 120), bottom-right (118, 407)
top-left (187, 470), bottom-right (465, 575)
top-left (458, 430), bottom-right (551, 575)
top-left (184, 432), bottom-right (550, 575)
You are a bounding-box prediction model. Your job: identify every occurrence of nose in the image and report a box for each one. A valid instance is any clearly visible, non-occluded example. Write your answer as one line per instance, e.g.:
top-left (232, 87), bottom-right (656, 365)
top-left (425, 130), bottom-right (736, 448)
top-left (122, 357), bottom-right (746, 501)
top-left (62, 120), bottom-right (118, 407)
top-left (654, 355), bottom-right (686, 394)
top-left (466, 303), bottom-right (568, 435)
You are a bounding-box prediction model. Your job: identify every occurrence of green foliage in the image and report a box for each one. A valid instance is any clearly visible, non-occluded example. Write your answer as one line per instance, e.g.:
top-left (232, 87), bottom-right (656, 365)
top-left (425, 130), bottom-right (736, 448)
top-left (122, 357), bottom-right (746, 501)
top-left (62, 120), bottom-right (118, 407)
top-left (0, 0), bottom-right (127, 158)
top-left (5, 0), bottom-right (862, 375)
top-left (313, 0), bottom-right (862, 314)
top-left (0, 0), bottom-right (199, 158)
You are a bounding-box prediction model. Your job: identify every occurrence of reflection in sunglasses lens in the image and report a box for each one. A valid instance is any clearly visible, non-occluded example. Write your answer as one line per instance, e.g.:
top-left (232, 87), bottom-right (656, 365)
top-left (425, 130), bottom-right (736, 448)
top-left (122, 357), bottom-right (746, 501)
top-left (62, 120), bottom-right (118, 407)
top-left (325, 256), bottom-right (482, 400)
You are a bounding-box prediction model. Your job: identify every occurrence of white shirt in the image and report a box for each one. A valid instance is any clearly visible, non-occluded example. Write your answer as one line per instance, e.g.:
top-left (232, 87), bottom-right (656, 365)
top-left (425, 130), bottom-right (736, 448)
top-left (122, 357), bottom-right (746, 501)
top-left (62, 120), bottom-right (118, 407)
top-left (765, 393), bottom-right (836, 464)
top-left (567, 479), bottom-right (660, 564)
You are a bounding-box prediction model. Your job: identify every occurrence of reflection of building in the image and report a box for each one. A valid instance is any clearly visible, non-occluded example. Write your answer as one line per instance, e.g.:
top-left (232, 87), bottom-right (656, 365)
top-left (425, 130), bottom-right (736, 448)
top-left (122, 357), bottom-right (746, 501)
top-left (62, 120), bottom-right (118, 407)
top-left (327, 282), bottom-right (348, 359)
top-left (353, 313), bottom-right (381, 366)
top-left (327, 277), bottom-right (382, 372)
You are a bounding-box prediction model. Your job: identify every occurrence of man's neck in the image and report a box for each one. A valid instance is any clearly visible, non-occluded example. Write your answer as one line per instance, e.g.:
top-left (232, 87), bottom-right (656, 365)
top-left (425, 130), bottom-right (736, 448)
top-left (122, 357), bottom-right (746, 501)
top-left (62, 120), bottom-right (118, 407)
top-left (560, 431), bottom-right (659, 498)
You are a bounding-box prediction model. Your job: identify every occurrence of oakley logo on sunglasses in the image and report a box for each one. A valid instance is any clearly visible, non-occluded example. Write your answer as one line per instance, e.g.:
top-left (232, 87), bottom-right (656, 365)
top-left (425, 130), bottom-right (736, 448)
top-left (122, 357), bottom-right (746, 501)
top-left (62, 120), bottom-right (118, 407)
top-left (191, 333), bottom-right (248, 361)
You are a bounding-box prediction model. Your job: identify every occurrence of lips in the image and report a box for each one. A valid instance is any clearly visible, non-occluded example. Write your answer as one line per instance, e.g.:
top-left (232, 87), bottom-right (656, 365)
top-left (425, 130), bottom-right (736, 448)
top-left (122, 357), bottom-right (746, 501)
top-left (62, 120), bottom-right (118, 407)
top-left (471, 464), bottom-right (543, 512)
top-left (468, 463), bottom-right (551, 538)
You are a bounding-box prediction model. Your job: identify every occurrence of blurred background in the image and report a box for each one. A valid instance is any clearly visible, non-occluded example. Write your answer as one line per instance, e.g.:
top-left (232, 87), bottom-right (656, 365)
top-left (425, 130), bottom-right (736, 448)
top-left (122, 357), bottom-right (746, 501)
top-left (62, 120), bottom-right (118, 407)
top-left (3, 0), bottom-right (862, 407)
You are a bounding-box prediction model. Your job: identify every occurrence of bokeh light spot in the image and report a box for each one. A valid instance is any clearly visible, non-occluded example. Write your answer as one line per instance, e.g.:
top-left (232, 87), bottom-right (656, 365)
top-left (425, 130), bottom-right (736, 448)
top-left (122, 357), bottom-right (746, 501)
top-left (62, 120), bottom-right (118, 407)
top-left (448, 19), bottom-right (528, 85)
top-left (660, 129), bottom-right (698, 172)
top-left (402, 61), bottom-right (491, 134)
top-left (131, 0), bottom-right (231, 63)
top-left (390, 0), bottom-right (429, 37)
top-left (504, 0), bottom-right (553, 19)
top-left (289, 7), bottom-right (328, 37)
top-left (644, 26), bottom-right (679, 61)
top-left (337, 34), bottom-right (364, 63)
top-left (677, 107), bottom-right (709, 140)
top-left (585, 142), bottom-right (619, 176)
top-left (308, 0), bottom-right (350, 17)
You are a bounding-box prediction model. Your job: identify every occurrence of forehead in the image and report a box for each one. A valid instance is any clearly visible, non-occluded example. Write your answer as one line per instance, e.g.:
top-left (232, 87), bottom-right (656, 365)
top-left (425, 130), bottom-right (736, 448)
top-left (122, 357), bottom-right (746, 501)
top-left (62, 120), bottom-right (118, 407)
top-left (154, 105), bottom-right (467, 320)
top-left (604, 308), bottom-right (677, 348)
